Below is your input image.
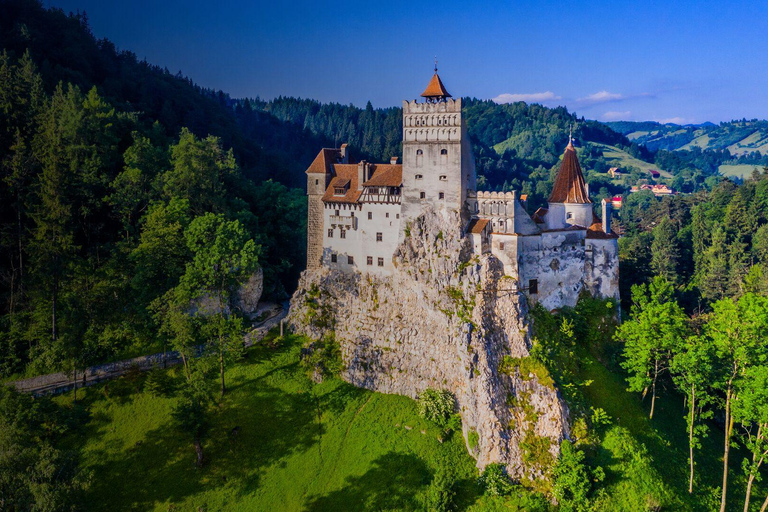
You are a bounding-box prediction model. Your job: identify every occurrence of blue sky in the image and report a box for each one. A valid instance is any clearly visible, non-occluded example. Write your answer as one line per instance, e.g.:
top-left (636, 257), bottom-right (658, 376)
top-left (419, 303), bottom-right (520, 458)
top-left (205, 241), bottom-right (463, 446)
top-left (47, 0), bottom-right (768, 123)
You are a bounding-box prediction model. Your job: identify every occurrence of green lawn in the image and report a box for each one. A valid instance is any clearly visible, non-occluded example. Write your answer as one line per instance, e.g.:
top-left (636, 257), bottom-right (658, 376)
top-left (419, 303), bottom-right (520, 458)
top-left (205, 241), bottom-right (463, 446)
top-left (55, 334), bottom-right (516, 511)
top-left (593, 143), bottom-right (674, 179)
top-left (719, 164), bottom-right (763, 179)
top-left (578, 351), bottom-right (760, 511)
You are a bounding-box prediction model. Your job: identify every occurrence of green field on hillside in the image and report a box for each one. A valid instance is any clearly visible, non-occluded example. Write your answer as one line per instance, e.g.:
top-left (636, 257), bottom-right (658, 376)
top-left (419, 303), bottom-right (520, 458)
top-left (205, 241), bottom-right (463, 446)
top-left (593, 143), bottom-right (673, 178)
top-left (719, 164), bottom-right (764, 179)
top-left (55, 334), bottom-right (547, 512)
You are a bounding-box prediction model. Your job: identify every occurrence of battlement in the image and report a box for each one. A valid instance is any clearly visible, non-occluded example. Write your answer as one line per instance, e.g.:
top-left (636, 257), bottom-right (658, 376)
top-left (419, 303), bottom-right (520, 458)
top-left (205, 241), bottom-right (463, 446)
top-left (402, 97), bottom-right (462, 114)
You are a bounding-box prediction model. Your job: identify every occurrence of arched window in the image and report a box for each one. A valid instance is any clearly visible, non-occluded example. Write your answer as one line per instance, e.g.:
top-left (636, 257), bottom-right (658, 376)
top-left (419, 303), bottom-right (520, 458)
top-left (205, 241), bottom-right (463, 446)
top-left (440, 149), bottom-right (447, 155)
top-left (416, 149), bottom-right (423, 155)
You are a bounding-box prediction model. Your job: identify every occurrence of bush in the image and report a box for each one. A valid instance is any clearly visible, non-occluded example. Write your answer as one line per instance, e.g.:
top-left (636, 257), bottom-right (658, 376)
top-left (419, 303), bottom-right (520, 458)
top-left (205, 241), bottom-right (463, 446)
top-left (478, 463), bottom-right (514, 496)
top-left (552, 441), bottom-right (592, 512)
top-left (417, 388), bottom-right (456, 429)
top-left (425, 466), bottom-right (457, 512)
top-left (300, 333), bottom-right (344, 379)
top-left (144, 367), bottom-right (176, 397)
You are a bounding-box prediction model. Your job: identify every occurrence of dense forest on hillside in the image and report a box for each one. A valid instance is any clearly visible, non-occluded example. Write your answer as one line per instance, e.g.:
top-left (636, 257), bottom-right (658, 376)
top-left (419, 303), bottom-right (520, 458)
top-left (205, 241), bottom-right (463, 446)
top-left (5, 1), bottom-right (768, 511)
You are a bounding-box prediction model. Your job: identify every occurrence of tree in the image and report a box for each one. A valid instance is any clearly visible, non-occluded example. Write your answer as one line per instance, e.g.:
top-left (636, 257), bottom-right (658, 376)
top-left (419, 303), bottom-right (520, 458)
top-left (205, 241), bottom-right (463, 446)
top-left (733, 365), bottom-right (768, 512)
top-left (651, 217), bottom-right (681, 285)
top-left (172, 366), bottom-right (214, 468)
top-left (181, 213), bottom-right (259, 397)
top-left (670, 334), bottom-right (715, 493)
top-left (616, 277), bottom-right (689, 419)
top-left (704, 294), bottom-right (768, 512)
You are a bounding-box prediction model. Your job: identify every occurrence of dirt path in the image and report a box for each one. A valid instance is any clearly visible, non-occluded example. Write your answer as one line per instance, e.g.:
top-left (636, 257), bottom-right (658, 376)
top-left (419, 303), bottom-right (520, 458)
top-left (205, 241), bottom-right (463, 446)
top-left (8, 304), bottom-right (288, 396)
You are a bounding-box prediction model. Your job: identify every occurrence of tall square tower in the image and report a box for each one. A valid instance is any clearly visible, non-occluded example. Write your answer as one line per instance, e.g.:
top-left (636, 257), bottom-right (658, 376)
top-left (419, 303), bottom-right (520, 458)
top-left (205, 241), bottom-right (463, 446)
top-left (400, 70), bottom-right (476, 237)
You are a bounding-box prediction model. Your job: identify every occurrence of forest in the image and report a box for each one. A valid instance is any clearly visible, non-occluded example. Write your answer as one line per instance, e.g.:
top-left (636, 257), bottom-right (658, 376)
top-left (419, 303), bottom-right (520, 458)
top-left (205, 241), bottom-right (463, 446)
top-left (3, 0), bottom-right (768, 510)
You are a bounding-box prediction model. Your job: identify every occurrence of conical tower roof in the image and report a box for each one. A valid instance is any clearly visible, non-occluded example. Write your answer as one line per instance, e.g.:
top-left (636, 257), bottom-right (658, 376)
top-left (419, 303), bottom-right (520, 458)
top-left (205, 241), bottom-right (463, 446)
top-left (421, 72), bottom-right (451, 99)
top-left (548, 140), bottom-right (591, 204)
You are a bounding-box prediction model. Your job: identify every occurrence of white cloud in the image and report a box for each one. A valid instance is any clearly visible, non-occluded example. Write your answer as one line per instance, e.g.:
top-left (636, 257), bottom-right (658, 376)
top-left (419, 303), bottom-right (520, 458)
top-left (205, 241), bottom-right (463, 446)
top-left (577, 90), bottom-right (625, 105)
top-left (653, 116), bottom-right (695, 125)
top-left (492, 91), bottom-right (562, 104)
top-left (601, 111), bottom-right (632, 121)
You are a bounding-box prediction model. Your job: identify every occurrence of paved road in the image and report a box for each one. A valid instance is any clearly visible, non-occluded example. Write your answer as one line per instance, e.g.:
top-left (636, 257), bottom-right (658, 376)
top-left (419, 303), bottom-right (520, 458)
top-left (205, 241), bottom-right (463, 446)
top-left (8, 304), bottom-right (288, 397)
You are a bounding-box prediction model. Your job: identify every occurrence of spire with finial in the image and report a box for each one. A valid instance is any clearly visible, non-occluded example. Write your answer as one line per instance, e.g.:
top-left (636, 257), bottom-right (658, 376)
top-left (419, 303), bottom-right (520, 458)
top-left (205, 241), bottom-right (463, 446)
top-left (421, 57), bottom-right (451, 102)
top-left (549, 126), bottom-right (590, 204)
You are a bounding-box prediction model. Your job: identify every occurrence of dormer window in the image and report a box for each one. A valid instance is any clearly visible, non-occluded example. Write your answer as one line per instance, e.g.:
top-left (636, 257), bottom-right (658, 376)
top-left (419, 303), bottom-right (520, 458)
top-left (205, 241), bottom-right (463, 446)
top-left (334, 187), bottom-right (345, 196)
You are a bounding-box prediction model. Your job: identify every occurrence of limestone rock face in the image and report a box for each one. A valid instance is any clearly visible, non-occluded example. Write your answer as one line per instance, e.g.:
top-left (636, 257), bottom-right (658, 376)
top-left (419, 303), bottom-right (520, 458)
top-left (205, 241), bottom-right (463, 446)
top-left (288, 209), bottom-right (569, 480)
top-left (190, 268), bottom-right (264, 318)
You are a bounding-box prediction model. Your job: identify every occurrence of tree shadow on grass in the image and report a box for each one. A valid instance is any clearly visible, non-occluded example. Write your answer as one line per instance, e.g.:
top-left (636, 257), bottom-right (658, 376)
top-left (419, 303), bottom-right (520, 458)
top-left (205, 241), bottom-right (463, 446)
top-left (83, 377), bottom-right (320, 510)
top-left (302, 452), bottom-right (431, 512)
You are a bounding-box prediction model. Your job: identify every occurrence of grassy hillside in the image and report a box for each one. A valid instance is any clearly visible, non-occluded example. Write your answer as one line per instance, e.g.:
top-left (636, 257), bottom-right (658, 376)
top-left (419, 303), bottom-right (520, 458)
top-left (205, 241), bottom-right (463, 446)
top-left (610, 120), bottom-right (768, 156)
top-left (55, 333), bottom-right (550, 511)
top-left (593, 142), bottom-right (673, 178)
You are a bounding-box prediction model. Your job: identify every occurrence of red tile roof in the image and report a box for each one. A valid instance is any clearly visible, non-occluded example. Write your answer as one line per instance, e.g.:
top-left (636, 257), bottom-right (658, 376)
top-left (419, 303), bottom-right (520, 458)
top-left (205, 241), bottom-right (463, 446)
top-left (586, 213), bottom-right (619, 239)
top-left (467, 218), bottom-right (490, 234)
top-left (421, 73), bottom-right (451, 99)
top-left (549, 141), bottom-right (591, 204)
top-left (306, 148), bottom-right (342, 175)
top-left (322, 164), bottom-right (362, 204)
top-left (362, 165), bottom-right (403, 187)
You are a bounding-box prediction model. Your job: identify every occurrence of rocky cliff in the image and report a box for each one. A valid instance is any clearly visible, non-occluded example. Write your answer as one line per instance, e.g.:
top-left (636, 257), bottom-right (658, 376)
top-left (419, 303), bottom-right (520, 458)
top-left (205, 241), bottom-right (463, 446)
top-left (288, 208), bottom-right (569, 482)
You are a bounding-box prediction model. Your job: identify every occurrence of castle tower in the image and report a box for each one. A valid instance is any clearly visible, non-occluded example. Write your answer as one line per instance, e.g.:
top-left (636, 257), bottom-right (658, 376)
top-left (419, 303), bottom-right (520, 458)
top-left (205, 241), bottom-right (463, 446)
top-left (305, 145), bottom-right (348, 269)
top-left (546, 139), bottom-right (592, 230)
top-left (400, 65), bottom-right (476, 237)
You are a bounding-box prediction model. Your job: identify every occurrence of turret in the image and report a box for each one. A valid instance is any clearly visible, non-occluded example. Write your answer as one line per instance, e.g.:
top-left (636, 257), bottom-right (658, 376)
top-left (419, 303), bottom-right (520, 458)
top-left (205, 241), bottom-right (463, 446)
top-left (547, 139), bottom-right (592, 230)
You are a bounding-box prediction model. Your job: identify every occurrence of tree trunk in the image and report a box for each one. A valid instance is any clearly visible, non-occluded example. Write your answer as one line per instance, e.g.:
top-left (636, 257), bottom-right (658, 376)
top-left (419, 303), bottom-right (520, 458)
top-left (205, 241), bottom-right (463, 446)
top-left (219, 341), bottom-right (225, 398)
top-left (52, 275), bottom-right (58, 342)
top-left (760, 492), bottom-right (768, 512)
top-left (745, 474), bottom-right (755, 512)
top-left (721, 387), bottom-right (734, 512)
top-left (689, 384), bottom-right (695, 494)
top-left (650, 359), bottom-right (659, 419)
top-left (194, 435), bottom-right (204, 468)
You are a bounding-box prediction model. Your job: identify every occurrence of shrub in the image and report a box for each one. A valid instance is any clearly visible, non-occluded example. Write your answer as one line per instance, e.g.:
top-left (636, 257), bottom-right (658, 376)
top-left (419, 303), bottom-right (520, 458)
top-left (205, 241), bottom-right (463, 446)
top-left (417, 388), bottom-right (456, 429)
top-left (300, 333), bottom-right (344, 379)
top-left (468, 429), bottom-right (479, 450)
top-left (425, 466), bottom-right (456, 512)
top-left (145, 367), bottom-right (176, 397)
top-left (552, 441), bottom-right (592, 512)
top-left (478, 463), bottom-right (514, 496)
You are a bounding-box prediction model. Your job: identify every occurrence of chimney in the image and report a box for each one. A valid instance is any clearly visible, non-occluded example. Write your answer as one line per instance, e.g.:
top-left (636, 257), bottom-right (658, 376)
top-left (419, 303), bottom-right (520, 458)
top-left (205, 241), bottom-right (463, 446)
top-left (390, 156), bottom-right (399, 165)
top-left (357, 161), bottom-right (366, 190)
top-left (602, 198), bottom-right (612, 234)
top-left (340, 143), bottom-right (349, 163)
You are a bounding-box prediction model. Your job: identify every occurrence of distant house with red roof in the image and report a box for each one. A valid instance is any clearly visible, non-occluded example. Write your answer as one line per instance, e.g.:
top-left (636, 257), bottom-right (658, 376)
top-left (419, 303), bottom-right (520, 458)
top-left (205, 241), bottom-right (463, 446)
top-left (648, 170), bottom-right (661, 179)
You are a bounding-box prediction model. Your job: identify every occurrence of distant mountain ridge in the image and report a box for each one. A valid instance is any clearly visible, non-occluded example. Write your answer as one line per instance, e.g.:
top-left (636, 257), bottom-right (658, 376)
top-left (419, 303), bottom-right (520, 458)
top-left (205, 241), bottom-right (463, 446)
top-left (607, 120), bottom-right (768, 156)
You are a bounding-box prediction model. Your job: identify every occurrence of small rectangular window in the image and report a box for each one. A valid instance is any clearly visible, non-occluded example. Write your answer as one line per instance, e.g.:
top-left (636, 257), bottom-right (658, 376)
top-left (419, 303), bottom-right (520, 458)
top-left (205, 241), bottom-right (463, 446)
top-left (331, 254), bottom-right (337, 263)
top-left (347, 256), bottom-right (354, 264)
top-left (368, 212), bottom-right (372, 220)
top-left (567, 212), bottom-right (573, 219)
top-left (529, 279), bottom-right (538, 294)
top-left (439, 175), bottom-right (447, 181)
top-left (340, 230), bottom-right (346, 239)
top-left (335, 210), bottom-right (340, 216)
top-left (376, 232), bottom-right (383, 242)
top-left (386, 212), bottom-right (390, 218)
top-left (367, 256), bottom-right (373, 266)
top-left (315, 179), bottom-right (319, 185)
top-left (327, 229), bottom-right (333, 238)
top-left (439, 192), bottom-right (445, 200)
top-left (396, 214), bottom-right (400, 219)
top-left (378, 258), bottom-right (384, 267)
top-left (420, 192), bottom-right (426, 199)
top-left (499, 242), bottom-right (505, 250)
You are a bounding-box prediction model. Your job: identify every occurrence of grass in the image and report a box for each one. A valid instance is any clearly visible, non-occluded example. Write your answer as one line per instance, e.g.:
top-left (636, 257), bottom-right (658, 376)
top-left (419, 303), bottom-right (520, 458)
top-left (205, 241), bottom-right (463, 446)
top-left (577, 350), bottom-right (762, 511)
top-left (593, 143), bottom-right (674, 178)
top-left (719, 164), bottom-right (764, 179)
top-left (55, 332), bottom-right (540, 511)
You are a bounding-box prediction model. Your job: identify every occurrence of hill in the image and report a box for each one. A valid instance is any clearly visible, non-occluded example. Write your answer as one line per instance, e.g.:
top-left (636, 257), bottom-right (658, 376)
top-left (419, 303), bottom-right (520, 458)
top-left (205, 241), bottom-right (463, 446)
top-left (608, 119), bottom-right (768, 157)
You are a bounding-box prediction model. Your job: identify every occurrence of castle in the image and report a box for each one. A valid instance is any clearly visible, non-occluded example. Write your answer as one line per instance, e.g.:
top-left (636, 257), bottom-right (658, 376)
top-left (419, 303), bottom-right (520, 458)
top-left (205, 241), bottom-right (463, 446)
top-left (305, 69), bottom-right (619, 310)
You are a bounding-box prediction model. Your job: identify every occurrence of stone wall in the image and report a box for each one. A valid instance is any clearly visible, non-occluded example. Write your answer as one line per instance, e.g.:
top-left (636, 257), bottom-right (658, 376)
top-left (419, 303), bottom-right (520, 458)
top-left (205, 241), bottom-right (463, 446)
top-left (288, 208), bottom-right (569, 481)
